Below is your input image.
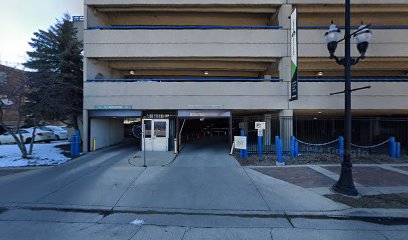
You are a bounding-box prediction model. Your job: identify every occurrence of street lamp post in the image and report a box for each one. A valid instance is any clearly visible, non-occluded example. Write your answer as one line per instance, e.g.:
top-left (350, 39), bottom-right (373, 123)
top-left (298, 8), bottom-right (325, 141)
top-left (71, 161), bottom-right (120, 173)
top-left (324, 0), bottom-right (373, 196)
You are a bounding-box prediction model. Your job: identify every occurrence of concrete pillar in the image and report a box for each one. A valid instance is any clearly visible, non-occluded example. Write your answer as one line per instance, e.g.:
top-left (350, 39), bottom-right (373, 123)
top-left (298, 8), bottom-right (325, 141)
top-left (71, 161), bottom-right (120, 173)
top-left (279, 57), bottom-right (292, 104)
top-left (243, 117), bottom-right (249, 135)
top-left (87, 59), bottom-right (112, 79)
top-left (279, 4), bottom-right (292, 90)
top-left (373, 117), bottom-right (381, 135)
top-left (279, 57), bottom-right (292, 82)
top-left (82, 109), bottom-right (89, 153)
top-left (278, 4), bottom-right (293, 29)
top-left (86, 6), bottom-right (109, 27)
top-left (279, 110), bottom-right (293, 152)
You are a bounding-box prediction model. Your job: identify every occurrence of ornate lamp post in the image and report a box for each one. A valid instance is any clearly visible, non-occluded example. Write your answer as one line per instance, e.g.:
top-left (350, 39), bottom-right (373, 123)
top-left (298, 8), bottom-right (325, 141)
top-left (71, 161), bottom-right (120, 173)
top-left (324, 0), bottom-right (373, 196)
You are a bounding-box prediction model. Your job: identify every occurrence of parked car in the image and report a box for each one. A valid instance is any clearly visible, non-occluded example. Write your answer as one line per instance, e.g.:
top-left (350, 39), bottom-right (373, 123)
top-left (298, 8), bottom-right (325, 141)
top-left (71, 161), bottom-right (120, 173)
top-left (24, 128), bottom-right (55, 143)
top-left (0, 128), bottom-right (54, 144)
top-left (0, 130), bottom-right (30, 144)
top-left (40, 126), bottom-right (68, 140)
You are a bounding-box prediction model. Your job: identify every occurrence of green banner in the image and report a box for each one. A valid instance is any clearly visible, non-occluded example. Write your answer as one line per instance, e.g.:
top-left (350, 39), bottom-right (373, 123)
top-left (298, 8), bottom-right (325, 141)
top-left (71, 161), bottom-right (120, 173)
top-left (290, 8), bottom-right (298, 101)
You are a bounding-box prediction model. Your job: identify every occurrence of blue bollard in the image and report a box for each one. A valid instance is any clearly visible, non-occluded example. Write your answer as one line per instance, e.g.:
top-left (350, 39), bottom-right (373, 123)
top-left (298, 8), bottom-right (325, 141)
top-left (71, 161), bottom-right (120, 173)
top-left (75, 135), bottom-right (80, 156)
top-left (389, 137), bottom-right (396, 157)
top-left (279, 138), bottom-right (283, 164)
top-left (258, 136), bottom-right (263, 157)
top-left (70, 135), bottom-right (75, 156)
top-left (244, 135), bottom-right (249, 159)
top-left (338, 136), bottom-right (344, 157)
top-left (74, 136), bottom-right (77, 157)
top-left (69, 130), bottom-right (81, 157)
top-left (290, 136), bottom-right (295, 157)
top-left (276, 136), bottom-right (283, 164)
top-left (295, 140), bottom-right (299, 157)
top-left (73, 136), bottom-right (76, 157)
top-left (396, 142), bottom-right (401, 158)
top-left (75, 130), bottom-right (81, 156)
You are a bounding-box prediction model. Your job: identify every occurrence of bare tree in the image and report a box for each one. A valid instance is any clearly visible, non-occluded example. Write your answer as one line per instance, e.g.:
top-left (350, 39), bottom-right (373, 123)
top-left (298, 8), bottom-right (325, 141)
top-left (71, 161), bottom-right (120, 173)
top-left (0, 69), bottom-right (30, 158)
top-left (23, 71), bottom-right (62, 155)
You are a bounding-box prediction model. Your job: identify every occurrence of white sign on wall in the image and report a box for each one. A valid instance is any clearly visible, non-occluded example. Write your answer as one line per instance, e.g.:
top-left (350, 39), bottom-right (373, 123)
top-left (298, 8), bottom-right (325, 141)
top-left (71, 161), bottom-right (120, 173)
top-left (255, 122), bottom-right (266, 130)
top-left (234, 136), bottom-right (247, 150)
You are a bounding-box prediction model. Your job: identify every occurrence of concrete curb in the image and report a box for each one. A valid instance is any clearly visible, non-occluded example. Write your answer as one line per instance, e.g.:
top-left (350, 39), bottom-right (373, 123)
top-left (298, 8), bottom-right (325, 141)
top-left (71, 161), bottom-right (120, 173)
top-left (1, 203), bottom-right (407, 220)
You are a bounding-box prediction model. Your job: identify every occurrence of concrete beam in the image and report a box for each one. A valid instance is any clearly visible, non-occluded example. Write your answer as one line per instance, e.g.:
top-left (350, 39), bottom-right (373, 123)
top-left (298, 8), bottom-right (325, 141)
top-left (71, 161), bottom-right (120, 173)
top-left (288, 0), bottom-right (408, 4)
top-left (108, 60), bottom-right (271, 71)
top-left (85, 0), bottom-right (285, 5)
top-left (96, 6), bottom-right (278, 13)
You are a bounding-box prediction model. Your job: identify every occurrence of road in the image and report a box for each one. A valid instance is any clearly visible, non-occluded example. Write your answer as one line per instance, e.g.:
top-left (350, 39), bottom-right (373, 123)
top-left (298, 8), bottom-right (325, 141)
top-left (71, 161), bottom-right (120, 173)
top-left (0, 138), bottom-right (406, 239)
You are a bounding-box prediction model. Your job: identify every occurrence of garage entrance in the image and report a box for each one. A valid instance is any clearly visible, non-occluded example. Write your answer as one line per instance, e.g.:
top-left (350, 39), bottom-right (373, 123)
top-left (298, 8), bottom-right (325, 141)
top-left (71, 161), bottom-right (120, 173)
top-left (88, 110), bottom-right (142, 151)
top-left (177, 110), bottom-right (232, 152)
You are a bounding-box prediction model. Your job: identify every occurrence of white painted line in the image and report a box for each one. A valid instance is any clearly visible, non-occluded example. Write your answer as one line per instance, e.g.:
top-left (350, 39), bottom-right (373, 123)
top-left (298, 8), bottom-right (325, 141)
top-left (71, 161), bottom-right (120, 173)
top-left (307, 166), bottom-right (339, 181)
top-left (378, 165), bottom-right (408, 176)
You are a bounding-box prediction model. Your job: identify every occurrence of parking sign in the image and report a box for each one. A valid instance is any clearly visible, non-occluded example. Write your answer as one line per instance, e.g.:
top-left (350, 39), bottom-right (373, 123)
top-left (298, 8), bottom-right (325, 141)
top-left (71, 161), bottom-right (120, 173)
top-left (234, 136), bottom-right (247, 150)
top-left (255, 122), bottom-right (266, 130)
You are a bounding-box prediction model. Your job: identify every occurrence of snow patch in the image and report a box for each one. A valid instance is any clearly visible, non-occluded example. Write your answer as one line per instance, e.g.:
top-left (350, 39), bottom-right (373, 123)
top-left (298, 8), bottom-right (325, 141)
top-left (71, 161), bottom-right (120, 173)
top-left (130, 219), bottom-right (145, 226)
top-left (0, 142), bottom-right (71, 168)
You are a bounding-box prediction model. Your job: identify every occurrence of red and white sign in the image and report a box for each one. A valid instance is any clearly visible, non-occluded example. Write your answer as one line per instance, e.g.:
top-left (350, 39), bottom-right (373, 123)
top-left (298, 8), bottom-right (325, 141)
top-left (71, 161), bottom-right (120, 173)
top-left (255, 122), bottom-right (266, 130)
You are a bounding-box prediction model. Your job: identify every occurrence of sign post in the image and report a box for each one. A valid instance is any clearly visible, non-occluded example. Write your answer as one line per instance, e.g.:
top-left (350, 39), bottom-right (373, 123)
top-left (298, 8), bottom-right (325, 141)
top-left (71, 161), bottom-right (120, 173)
top-left (258, 131), bottom-right (263, 157)
top-left (142, 124), bottom-right (146, 167)
top-left (255, 122), bottom-right (265, 157)
top-left (290, 8), bottom-right (298, 101)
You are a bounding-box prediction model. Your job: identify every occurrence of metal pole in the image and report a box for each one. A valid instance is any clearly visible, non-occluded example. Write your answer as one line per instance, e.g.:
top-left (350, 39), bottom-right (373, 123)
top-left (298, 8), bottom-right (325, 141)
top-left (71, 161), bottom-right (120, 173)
top-left (229, 116), bottom-right (233, 148)
top-left (332, 0), bottom-right (358, 196)
top-left (143, 124), bottom-right (146, 167)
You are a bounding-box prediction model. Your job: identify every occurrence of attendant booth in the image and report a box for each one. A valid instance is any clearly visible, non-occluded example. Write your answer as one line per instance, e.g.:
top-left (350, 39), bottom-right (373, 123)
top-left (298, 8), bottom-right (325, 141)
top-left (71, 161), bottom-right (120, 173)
top-left (142, 119), bottom-right (170, 151)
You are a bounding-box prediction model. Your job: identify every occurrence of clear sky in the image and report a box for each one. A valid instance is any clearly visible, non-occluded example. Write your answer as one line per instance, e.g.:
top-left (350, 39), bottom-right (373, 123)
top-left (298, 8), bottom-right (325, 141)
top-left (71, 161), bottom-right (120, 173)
top-left (0, 0), bottom-right (83, 68)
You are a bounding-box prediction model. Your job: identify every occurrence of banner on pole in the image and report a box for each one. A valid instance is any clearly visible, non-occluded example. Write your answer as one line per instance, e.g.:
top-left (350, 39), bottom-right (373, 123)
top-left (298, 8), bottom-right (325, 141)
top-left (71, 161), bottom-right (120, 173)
top-left (290, 8), bottom-right (298, 101)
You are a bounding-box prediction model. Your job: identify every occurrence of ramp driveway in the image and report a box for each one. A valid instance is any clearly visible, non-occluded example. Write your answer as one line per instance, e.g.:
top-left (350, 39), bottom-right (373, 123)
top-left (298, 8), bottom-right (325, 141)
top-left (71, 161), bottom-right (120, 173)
top-left (0, 138), bottom-right (346, 214)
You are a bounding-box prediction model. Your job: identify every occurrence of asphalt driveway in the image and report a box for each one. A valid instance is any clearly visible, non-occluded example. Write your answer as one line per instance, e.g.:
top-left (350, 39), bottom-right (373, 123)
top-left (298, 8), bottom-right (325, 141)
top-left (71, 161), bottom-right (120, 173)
top-left (0, 137), bottom-right (345, 213)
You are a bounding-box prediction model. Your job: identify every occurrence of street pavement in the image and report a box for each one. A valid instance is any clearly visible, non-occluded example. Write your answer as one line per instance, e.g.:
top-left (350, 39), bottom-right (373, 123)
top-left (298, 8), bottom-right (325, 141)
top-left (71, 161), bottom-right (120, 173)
top-left (0, 137), bottom-right (407, 239)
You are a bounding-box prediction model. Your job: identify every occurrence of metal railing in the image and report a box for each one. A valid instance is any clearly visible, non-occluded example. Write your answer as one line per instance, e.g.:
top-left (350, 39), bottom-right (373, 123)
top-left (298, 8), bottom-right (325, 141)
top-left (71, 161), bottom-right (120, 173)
top-left (232, 115), bottom-right (408, 155)
top-left (87, 77), bottom-right (408, 83)
top-left (299, 78), bottom-right (408, 82)
top-left (87, 25), bottom-right (283, 30)
top-left (299, 25), bottom-right (408, 30)
top-left (232, 115), bottom-right (280, 154)
top-left (87, 78), bottom-right (281, 82)
top-left (86, 25), bottom-right (408, 30)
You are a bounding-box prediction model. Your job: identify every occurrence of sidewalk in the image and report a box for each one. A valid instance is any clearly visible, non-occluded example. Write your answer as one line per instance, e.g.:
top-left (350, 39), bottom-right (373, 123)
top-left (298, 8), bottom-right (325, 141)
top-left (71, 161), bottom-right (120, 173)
top-left (0, 207), bottom-right (407, 240)
top-left (251, 164), bottom-right (408, 193)
top-left (251, 163), bottom-right (408, 212)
